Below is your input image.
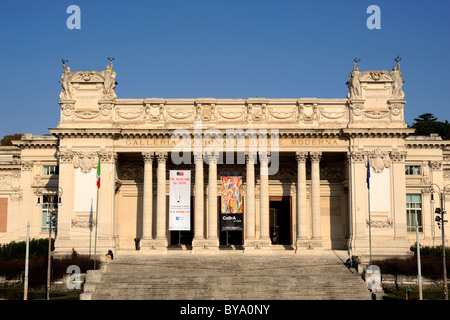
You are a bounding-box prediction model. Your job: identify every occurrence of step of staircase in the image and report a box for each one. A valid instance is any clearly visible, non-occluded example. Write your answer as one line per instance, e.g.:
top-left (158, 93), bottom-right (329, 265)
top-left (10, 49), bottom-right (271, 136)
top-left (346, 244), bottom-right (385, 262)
top-left (82, 250), bottom-right (372, 300)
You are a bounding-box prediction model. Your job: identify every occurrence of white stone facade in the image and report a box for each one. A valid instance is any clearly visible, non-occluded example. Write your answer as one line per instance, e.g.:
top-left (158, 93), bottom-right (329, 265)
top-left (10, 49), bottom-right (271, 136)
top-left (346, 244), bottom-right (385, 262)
top-left (0, 60), bottom-right (449, 260)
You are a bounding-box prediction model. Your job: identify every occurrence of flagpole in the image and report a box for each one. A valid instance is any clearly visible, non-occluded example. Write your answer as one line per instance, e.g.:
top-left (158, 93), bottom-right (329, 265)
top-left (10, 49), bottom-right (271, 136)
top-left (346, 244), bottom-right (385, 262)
top-left (94, 186), bottom-right (99, 270)
top-left (368, 183), bottom-right (372, 266)
top-left (367, 156), bottom-right (372, 266)
top-left (94, 156), bottom-right (100, 270)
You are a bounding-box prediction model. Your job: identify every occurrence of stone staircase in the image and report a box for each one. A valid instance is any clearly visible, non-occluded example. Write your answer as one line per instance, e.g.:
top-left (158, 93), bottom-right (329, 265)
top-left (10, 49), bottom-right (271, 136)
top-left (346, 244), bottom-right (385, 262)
top-left (81, 250), bottom-right (372, 300)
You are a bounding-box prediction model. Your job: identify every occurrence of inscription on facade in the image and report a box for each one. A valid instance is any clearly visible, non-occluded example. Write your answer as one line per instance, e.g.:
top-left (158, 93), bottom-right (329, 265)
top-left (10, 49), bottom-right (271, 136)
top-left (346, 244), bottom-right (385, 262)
top-left (120, 138), bottom-right (342, 147)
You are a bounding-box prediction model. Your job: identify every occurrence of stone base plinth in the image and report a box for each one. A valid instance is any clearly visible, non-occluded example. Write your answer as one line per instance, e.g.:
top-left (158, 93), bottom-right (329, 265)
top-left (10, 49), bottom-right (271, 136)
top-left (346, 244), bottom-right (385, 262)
top-left (139, 238), bottom-right (168, 254)
top-left (295, 239), bottom-right (324, 253)
top-left (191, 239), bottom-right (220, 253)
top-left (244, 239), bottom-right (272, 253)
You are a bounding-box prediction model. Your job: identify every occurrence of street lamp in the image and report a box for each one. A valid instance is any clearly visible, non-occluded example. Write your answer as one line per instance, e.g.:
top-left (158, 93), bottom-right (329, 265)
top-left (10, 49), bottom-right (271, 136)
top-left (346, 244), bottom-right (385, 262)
top-left (36, 187), bottom-right (63, 300)
top-left (430, 184), bottom-right (448, 300)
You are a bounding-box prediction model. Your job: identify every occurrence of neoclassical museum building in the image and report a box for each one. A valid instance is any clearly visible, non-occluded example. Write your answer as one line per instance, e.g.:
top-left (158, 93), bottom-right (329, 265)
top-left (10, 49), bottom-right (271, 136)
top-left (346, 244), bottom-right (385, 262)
top-left (1, 59), bottom-right (449, 259)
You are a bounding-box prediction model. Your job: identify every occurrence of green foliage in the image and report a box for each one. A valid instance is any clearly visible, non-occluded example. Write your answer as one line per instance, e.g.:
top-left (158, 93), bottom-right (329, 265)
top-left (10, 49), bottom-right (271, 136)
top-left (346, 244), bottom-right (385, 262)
top-left (0, 133), bottom-right (23, 146)
top-left (410, 243), bottom-right (450, 258)
top-left (0, 239), bottom-right (54, 262)
top-left (374, 256), bottom-right (449, 279)
top-left (409, 113), bottom-right (450, 140)
top-left (0, 255), bottom-right (99, 288)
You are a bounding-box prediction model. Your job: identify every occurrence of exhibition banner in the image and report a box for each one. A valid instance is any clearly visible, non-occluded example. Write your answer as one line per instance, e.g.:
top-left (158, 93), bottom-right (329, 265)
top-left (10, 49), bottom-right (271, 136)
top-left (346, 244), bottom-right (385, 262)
top-left (169, 170), bottom-right (191, 230)
top-left (220, 175), bottom-right (243, 230)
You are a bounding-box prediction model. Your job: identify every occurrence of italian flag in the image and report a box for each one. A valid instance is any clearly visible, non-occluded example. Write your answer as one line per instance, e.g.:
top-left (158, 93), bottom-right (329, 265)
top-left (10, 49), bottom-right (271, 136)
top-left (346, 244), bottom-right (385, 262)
top-left (96, 157), bottom-right (101, 188)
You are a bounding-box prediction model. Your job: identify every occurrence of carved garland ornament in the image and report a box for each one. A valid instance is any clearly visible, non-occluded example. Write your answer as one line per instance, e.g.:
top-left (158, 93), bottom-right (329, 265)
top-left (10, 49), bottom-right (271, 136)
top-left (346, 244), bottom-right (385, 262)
top-left (217, 107), bottom-right (245, 120)
top-left (268, 108), bottom-right (295, 120)
top-left (71, 216), bottom-right (96, 229)
top-left (74, 110), bottom-right (100, 120)
top-left (366, 218), bottom-right (393, 228)
top-left (319, 108), bottom-right (346, 120)
top-left (166, 108), bottom-right (194, 120)
top-left (116, 108), bottom-right (143, 120)
top-left (364, 111), bottom-right (389, 119)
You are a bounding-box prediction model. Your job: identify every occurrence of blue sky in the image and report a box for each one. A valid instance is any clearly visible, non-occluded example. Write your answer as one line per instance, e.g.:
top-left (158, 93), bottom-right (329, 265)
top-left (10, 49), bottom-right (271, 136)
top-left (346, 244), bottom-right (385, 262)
top-left (0, 0), bottom-right (449, 138)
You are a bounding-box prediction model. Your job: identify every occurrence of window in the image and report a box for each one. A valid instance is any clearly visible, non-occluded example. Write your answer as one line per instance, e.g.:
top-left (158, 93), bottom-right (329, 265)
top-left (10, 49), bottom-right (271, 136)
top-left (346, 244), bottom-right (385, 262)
top-left (43, 165), bottom-right (59, 175)
top-left (406, 194), bottom-right (422, 232)
top-left (41, 195), bottom-right (59, 232)
top-left (405, 165), bottom-right (421, 175)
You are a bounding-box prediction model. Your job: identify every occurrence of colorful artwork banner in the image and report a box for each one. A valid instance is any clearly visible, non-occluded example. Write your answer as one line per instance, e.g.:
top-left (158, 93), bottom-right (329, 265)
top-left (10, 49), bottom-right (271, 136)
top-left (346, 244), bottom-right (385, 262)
top-left (221, 176), bottom-right (243, 231)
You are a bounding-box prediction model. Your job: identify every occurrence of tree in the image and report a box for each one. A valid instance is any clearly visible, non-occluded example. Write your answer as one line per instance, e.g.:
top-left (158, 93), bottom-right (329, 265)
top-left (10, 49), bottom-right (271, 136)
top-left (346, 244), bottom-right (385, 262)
top-left (414, 113), bottom-right (437, 122)
top-left (0, 133), bottom-right (23, 146)
top-left (409, 113), bottom-right (450, 140)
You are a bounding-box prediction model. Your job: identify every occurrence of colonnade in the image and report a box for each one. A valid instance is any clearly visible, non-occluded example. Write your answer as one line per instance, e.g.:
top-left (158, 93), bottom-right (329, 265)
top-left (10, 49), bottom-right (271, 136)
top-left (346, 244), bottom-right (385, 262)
top-left (139, 151), bottom-right (324, 251)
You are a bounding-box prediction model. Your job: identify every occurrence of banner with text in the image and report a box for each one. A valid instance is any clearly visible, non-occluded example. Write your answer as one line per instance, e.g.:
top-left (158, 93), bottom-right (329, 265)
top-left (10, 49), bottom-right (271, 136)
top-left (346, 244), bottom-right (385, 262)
top-left (169, 170), bottom-right (191, 231)
top-left (220, 175), bottom-right (243, 231)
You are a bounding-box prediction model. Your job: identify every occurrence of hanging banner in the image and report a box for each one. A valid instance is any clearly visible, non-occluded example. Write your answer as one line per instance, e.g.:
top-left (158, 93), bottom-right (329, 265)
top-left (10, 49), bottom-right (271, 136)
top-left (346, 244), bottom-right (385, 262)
top-left (221, 175), bottom-right (243, 231)
top-left (169, 170), bottom-right (191, 231)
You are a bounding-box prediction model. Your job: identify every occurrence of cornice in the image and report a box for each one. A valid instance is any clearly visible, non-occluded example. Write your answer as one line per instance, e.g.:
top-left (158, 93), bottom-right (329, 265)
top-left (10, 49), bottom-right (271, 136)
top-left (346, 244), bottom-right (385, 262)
top-left (47, 127), bottom-right (428, 142)
top-left (342, 128), bottom-right (415, 138)
top-left (12, 139), bottom-right (58, 150)
top-left (49, 128), bottom-right (122, 139)
top-left (406, 140), bottom-right (450, 149)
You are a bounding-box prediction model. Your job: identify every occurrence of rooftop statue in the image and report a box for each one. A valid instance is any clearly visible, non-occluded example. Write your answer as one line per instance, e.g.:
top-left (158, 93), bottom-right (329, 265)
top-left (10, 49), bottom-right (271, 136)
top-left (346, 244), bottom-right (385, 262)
top-left (391, 56), bottom-right (404, 99)
top-left (59, 59), bottom-right (74, 100)
top-left (101, 57), bottom-right (117, 99)
top-left (347, 58), bottom-right (362, 99)
top-left (58, 58), bottom-right (118, 100)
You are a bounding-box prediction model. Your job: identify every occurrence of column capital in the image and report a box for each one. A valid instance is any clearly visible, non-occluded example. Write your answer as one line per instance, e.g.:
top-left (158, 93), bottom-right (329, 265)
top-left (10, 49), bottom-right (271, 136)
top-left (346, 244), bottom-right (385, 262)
top-left (259, 151), bottom-right (271, 164)
top-left (245, 152), bottom-right (257, 164)
top-left (390, 151), bottom-right (407, 163)
top-left (57, 151), bottom-right (74, 163)
top-left (348, 151), bottom-right (365, 163)
top-left (142, 152), bottom-right (154, 164)
top-left (206, 151), bottom-right (219, 164)
top-left (193, 152), bottom-right (203, 164)
top-left (295, 151), bottom-right (308, 163)
top-left (155, 152), bottom-right (168, 163)
top-left (310, 151), bottom-right (322, 163)
top-left (99, 151), bottom-right (118, 163)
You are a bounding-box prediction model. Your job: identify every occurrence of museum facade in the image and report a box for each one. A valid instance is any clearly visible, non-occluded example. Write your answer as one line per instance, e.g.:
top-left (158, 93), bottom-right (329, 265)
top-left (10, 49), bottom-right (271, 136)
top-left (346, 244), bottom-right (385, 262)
top-left (1, 60), bottom-right (449, 258)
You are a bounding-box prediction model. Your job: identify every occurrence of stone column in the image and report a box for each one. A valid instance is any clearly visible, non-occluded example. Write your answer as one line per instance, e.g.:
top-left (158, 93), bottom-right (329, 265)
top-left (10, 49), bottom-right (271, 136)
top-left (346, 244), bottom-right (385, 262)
top-left (391, 152), bottom-right (409, 241)
top-left (259, 152), bottom-right (271, 248)
top-left (206, 152), bottom-right (219, 250)
top-left (97, 151), bottom-right (117, 251)
top-left (154, 152), bottom-right (168, 251)
top-left (310, 151), bottom-right (323, 246)
top-left (55, 152), bottom-right (74, 250)
top-left (141, 152), bottom-right (154, 243)
top-left (295, 152), bottom-right (308, 251)
top-left (244, 152), bottom-right (260, 253)
top-left (347, 150), bottom-right (369, 255)
top-left (192, 152), bottom-right (205, 251)
top-left (245, 152), bottom-right (256, 243)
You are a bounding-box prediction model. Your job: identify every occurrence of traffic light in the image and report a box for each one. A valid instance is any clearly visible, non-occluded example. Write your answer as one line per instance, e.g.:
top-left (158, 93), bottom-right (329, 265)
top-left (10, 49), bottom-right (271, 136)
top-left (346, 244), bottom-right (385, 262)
top-left (435, 208), bottom-right (447, 229)
top-left (50, 211), bottom-right (58, 228)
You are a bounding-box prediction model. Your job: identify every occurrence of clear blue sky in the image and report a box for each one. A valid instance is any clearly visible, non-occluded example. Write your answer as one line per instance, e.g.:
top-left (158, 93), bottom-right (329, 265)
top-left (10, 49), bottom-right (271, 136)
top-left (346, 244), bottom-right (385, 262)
top-left (1, 0), bottom-right (449, 138)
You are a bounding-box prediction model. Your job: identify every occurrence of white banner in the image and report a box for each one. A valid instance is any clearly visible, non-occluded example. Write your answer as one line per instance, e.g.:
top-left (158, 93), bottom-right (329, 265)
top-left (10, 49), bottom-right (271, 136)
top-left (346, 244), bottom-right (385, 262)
top-left (169, 170), bottom-right (191, 230)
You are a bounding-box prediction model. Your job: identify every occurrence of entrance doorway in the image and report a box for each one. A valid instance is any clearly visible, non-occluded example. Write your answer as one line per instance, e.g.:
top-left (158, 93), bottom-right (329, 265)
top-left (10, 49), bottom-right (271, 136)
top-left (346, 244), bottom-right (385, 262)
top-left (269, 196), bottom-right (292, 245)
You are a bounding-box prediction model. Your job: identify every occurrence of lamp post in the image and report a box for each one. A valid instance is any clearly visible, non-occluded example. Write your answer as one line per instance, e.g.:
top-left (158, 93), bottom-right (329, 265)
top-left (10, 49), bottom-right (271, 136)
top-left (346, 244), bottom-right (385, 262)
top-left (416, 216), bottom-right (423, 300)
top-left (430, 184), bottom-right (448, 300)
top-left (36, 187), bottom-right (63, 300)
